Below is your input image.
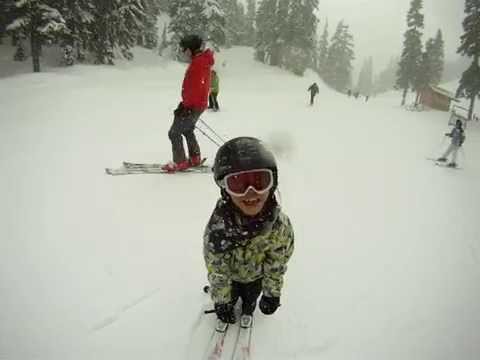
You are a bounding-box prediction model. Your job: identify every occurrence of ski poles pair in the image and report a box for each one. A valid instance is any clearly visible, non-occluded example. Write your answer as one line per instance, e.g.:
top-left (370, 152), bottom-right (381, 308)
top-left (196, 118), bottom-right (226, 148)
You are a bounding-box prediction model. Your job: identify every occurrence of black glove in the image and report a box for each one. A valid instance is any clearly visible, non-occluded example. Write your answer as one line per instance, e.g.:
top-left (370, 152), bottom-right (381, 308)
top-left (259, 295), bottom-right (280, 315)
top-left (174, 102), bottom-right (192, 117)
top-left (214, 303), bottom-right (236, 324)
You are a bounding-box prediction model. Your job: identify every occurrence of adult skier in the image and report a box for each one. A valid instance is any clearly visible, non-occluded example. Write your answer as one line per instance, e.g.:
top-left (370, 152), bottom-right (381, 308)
top-left (208, 69), bottom-right (220, 111)
top-left (203, 137), bottom-right (295, 325)
top-left (307, 82), bottom-right (319, 105)
top-left (162, 35), bottom-right (214, 172)
top-left (436, 119), bottom-right (466, 168)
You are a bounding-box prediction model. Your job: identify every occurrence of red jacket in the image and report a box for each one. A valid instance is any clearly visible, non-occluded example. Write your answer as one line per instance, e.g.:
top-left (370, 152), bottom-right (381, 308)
top-left (182, 49), bottom-right (215, 111)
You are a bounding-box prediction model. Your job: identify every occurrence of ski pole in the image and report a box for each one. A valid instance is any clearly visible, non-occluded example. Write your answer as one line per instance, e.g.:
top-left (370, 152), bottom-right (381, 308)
top-left (204, 309), bottom-right (217, 314)
top-left (196, 125), bottom-right (223, 147)
top-left (198, 118), bottom-right (226, 144)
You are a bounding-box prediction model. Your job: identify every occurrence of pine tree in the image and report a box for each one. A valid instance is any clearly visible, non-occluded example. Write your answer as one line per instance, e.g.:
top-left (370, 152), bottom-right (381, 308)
top-left (374, 57), bottom-right (400, 94)
top-left (6, 0), bottom-right (67, 72)
top-left (282, 0), bottom-right (318, 75)
top-left (169, 0), bottom-right (225, 52)
top-left (430, 29), bottom-right (444, 85)
top-left (396, 0), bottom-right (424, 106)
top-left (222, 0), bottom-right (247, 47)
top-left (317, 19), bottom-right (329, 77)
top-left (457, 0), bottom-right (480, 120)
top-left (324, 20), bottom-right (355, 92)
top-left (254, 0), bottom-right (277, 63)
top-left (0, 1), bottom-right (16, 44)
top-left (245, 0), bottom-right (256, 46)
top-left (356, 57), bottom-right (374, 96)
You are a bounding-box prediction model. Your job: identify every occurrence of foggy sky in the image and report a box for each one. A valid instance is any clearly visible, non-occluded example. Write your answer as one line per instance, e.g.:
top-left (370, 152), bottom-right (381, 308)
top-left (240, 0), bottom-right (465, 75)
top-left (317, 0), bottom-right (464, 73)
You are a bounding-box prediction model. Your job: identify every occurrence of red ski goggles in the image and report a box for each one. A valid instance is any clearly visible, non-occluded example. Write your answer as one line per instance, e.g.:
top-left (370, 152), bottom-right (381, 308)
top-left (221, 169), bottom-right (274, 197)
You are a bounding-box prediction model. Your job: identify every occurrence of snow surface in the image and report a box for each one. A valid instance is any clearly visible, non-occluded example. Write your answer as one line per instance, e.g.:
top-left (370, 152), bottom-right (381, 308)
top-left (0, 46), bottom-right (479, 360)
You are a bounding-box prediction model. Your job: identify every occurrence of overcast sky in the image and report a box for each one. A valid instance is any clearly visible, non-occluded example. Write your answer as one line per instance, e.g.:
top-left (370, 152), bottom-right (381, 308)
top-left (240, 0), bottom-right (464, 75)
top-left (317, 0), bottom-right (464, 73)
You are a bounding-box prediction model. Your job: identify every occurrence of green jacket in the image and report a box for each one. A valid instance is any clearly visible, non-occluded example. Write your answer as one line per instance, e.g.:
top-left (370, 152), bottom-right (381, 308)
top-left (203, 199), bottom-right (294, 304)
top-left (210, 72), bottom-right (219, 93)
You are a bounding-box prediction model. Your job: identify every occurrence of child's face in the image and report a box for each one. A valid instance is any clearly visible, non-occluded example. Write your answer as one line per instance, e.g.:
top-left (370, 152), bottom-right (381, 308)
top-left (230, 189), bottom-right (270, 217)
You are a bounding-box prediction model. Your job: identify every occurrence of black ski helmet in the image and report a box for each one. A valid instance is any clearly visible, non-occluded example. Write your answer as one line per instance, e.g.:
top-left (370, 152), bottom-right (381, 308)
top-left (213, 137), bottom-right (278, 191)
top-left (456, 119), bottom-right (463, 127)
top-left (179, 34), bottom-right (203, 54)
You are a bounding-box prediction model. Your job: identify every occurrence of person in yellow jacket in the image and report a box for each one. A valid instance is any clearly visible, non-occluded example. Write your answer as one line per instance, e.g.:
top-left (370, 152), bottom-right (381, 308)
top-left (203, 137), bottom-right (294, 324)
top-left (208, 69), bottom-right (220, 111)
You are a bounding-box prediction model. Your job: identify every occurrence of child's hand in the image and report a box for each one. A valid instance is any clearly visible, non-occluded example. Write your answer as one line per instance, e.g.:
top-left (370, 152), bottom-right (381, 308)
top-left (259, 295), bottom-right (280, 315)
top-left (214, 303), bottom-right (236, 324)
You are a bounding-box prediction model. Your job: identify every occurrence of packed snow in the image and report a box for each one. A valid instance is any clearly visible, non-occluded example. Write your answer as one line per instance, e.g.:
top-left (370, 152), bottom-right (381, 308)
top-left (0, 46), bottom-right (479, 360)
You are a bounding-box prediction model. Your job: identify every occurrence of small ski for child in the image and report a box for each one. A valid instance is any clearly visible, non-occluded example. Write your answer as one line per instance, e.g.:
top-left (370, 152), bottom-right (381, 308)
top-left (105, 159), bottom-right (210, 175)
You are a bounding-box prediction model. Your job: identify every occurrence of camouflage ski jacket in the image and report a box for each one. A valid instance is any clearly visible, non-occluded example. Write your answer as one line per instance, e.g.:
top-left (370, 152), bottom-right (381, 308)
top-left (203, 199), bottom-right (294, 304)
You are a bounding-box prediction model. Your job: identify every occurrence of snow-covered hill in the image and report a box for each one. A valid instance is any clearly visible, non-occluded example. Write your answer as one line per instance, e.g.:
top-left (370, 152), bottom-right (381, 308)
top-left (0, 46), bottom-right (479, 360)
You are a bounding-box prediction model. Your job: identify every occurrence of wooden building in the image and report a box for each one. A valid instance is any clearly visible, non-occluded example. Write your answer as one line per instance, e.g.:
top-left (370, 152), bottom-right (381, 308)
top-left (419, 86), bottom-right (457, 112)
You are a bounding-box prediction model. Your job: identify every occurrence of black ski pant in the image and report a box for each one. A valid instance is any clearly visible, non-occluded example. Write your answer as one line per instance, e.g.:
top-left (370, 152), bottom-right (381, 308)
top-left (209, 92), bottom-right (219, 111)
top-left (168, 107), bottom-right (203, 164)
top-left (310, 93), bottom-right (316, 105)
top-left (229, 278), bottom-right (263, 315)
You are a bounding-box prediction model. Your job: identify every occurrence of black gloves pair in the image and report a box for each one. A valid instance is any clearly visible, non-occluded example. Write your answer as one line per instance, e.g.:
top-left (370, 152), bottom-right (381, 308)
top-left (215, 295), bottom-right (280, 322)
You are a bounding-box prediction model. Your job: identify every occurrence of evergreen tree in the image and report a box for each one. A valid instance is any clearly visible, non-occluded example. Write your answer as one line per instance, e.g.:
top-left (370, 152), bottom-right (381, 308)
top-left (356, 57), bottom-right (374, 95)
top-left (222, 0), bottom-right (247, 47)
top-left (374, 57), bottom-right (400, 94)
top-left (282, 0), bottom-right (318, 75)
top-left (0, 1), bottom-right (16, 44)
top-left (324, 20), bottom-right (355, 92)
top-left (396, 0), bottom-right (424, 106)
top-left (158, 24), bottom-right (168, 55)
top-left (7, 0), bottom-right (67, 72)
top-left (169, 0), bottom-right (225, 52)
top-left (245, 0), bottom-right (256, 46)
top-left (457, 0), bottom-right (480, 120)
top-left (254, 0), bottom-right (277, 63)
top-left (317, 19), bottom-right (329, 77)
top-left (430, 29), bottom-right (444, 85)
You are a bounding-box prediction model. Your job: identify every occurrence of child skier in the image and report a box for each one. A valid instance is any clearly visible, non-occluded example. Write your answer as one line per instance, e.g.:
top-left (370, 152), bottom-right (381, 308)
top-left (208, 69), bottom-right (220, 111)
top-left (162, 34), bottom-right (214, 172)
top-left (436, 119), bottom-right (466, 168)
top-left (203, 137), bottom-right (295, 325)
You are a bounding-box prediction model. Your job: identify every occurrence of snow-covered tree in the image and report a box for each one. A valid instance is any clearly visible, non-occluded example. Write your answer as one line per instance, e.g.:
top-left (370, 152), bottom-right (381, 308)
top-left (254, 0), bottom-right (277, 63)
top-left (317, 20), bottom-right (329, 77)
top-left (356, 57), bottom-right (374, 96)
top-left (7, 0), bottom-right (67, 72)
top-left (430, 29), bottom-right (444, 85)
top-left (221, 0), bottom-right (247, 47)
top-left (457, 0), bottom-right (480, 120)
top-left (396, 0), bottom-right (424, 105)
top-left (244, 0), bottom-right (256, 46)
top-left (324, 20), bottom-right (355, 92)
top-left (169, 0), bottom-right (225, 52)
top-left (282, 0), bottom-right (318, 75)
top-left (374, 57), bottom-right (400, 94)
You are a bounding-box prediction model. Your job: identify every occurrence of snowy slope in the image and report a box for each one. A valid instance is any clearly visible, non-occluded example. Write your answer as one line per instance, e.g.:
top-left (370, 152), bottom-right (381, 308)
top-left (0, 46), bottom-right (480, 360)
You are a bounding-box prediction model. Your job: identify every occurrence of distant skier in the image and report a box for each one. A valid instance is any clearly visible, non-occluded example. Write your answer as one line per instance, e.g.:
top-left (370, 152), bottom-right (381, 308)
top-left (208, 69), bottom-right (220, 111)
top-left (347, 89), bottom-right (352, 97)
top-left (307, 82), bottom-right (319, 105)
top-left (436, 119), bottom-right (466, 168)
top-left (162, 34), bottom-right (214, 172)
top-left (204, 137), bottom-right (295, 324)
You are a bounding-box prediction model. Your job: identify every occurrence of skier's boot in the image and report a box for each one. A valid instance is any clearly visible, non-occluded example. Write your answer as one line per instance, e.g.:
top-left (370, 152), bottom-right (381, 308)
top-left (447, 162), bottom-right (457, 168)
top-left (161, 160), bottom-right (190, 172)
top-left (436, 157), bottom-right (447, 162)
top-left (189, 154), bottom-right (202, 167)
